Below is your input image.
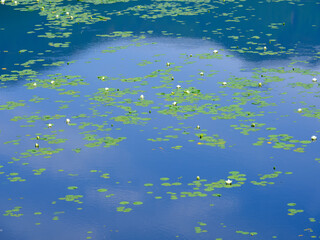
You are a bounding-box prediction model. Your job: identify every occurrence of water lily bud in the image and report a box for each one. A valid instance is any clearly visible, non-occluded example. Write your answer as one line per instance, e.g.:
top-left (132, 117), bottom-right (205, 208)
top-left (101, 76), bottom-right (105, 80)
top-left (172, 102), bottom-right (177, 106)
top-left (56, 15), bottom-right (59, 19)
top-left (263, 46), bottom-right (267, 51)
top-left (196, 125), bottom-right (200, 129)
top-left (251, 123), bottom-right (255, 127)
top-left (66, 118), bottom-right (70, 124)
top-left (200, 72), bottom-right (204, 76)
top-left (171, 76), bottom-right (174, 80)
top-left (185, 90), bottom-right (190, 94)
top-left (36, 136), bottom-right (40, 140)
top-left (166, 62), bottom-right (170, 66)
top-left (48, 123), bottom-right (52, 128)
top-left (196, 176), bottom-right (200, 180)
top-left (258, 82), bottom-right (262, 87)
top-left (70, 16), bottom-right (73, 20)
top-left (222, 82), bottom-right (227, 86)
top-left (140, 94), bottom-right (144, 100)
top-left (225, 179), bottom-right (232, 185)
top-left (311, 136), bottom-right (317, 141)
top-left (35, 143), bottom-right (39, 148)
top-left (66, 11), bottom-right (69, 15)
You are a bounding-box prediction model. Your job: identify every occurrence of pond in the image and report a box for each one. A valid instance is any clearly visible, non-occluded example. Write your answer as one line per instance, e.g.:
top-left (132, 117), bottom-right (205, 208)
top-left (1, 0), bottom-right (320, 239)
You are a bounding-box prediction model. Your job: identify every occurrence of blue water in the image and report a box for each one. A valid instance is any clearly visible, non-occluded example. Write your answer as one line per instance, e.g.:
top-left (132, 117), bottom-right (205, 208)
top-left (1, 0), bottom-right (320, 239)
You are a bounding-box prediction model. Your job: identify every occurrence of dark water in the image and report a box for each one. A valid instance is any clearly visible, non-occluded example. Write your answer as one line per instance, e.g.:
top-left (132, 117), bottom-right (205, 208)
top-left (1, 0), bottom-right (320, 239)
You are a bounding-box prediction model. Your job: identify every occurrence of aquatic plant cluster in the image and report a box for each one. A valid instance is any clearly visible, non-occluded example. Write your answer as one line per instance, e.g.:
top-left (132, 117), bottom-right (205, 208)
top-left (1, 0), bottom-right (320, 239)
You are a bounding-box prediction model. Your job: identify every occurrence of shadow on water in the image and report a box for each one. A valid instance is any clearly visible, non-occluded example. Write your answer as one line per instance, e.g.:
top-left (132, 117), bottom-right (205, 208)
top-left (1, 0), bottom-right (320, 82)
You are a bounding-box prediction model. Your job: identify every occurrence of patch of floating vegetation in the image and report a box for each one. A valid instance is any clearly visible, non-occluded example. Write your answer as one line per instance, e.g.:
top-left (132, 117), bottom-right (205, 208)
top-left (287, 203), bottom-right (304, 216)
top-left (195, 222), bottom-right (207, 234)
top-left (236, 230), bottom-right (258, 236)
top-left (251, 171), bottom-right (282, 186)
top-left (3, 206), bottom-right (23, 217)
top-left (253, 134), bottom-right (311, 152)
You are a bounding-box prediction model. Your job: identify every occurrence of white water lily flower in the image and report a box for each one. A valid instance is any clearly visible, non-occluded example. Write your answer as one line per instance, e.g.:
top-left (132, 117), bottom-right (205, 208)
top-left (172, 102), bottom-right (177, 106)
top-left (105, 87), bottom-right (109, 91)
top-left (297, 108), bottom-right (302, 113)
top-left (200, 72), bottom-right (204, 76)
top-left (14, 1), bottom-right (17, 5)
top-left (70, 16), bottom-right (74, 20)
top-left (33, 82), bottom-right (37, 86)
top-left (225, 179), bottom-right (232, 185)
top-left (1, 0), bottom-right (5, 4)
top-left (140, 94), bottom-right (144, 100)
top-left (196, 176), bottom-right (200, 180)
top-left (51, 80), bottom-right (55, 84)
top-left (48, 123), bottom-right (52, 128)
top-left (311, 136), bottom-right (317, 141)
top-left (213, 50), bottom-right (218, 54)
top-left (166, 62), bottom-right (170, 66)
top-left (66, 118), bottom-right (70, 124)
top-left (56, 15), bottom-right (59, 19)
top-left (196, 125), bottom-right (200, 129)
top-left (101, 76), bottom-right (105, 80)
top-left (35, 143), bottom-right (39, 148)
top-left (312, 77), bottom-right (317, 82)
top-left (185, 90), bottom-right (190, 94)
top-left (222, 82), bottom-right (227, 86)
top-left (66, 11), bottom-right (69, 15)
top-left (176, 85), bottom-right (181, 89)
top-left (263, 46), bottom-right (267, 51)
